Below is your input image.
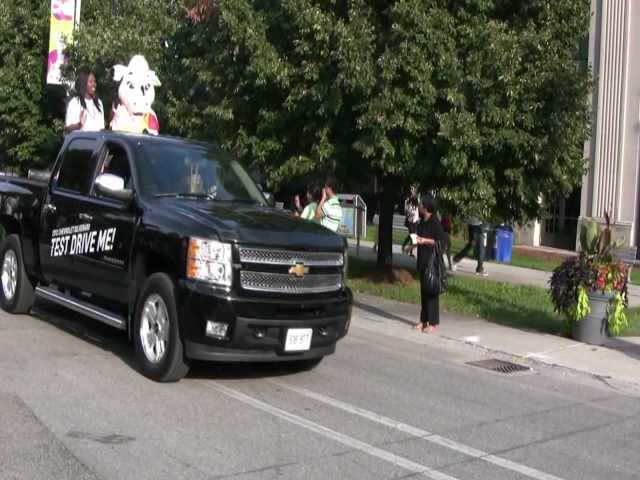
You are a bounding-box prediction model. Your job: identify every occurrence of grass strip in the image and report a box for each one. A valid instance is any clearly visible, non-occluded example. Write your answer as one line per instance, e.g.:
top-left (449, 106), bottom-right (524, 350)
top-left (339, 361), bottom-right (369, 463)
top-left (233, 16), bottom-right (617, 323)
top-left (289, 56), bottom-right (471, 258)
top-left (348, 257), bottom-right (640, 337)
top-left (364, 225), bottom-right (640, 285)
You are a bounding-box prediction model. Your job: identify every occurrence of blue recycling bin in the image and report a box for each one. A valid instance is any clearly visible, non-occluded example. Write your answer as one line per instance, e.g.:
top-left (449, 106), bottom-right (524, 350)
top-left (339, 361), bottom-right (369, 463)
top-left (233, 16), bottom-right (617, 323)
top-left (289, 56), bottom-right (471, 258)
top-left (495, 228), bottom-right (514, 263)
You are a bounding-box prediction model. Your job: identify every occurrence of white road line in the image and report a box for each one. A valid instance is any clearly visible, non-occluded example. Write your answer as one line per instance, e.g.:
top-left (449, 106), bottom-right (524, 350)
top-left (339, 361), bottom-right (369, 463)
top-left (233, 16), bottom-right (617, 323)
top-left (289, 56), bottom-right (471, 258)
top-left (203, 381), bottom-right (459, 480)
top-left (273, 382), bottom-right (566, 480)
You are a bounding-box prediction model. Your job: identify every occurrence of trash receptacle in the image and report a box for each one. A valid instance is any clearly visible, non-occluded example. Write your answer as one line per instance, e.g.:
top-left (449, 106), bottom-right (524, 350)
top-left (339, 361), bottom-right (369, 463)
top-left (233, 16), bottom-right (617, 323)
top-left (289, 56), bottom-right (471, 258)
top-left (473, 224), bottom-right (491, 261)
top-left (486, 228), bottom-right (496, 260)
top-left (495, 228), bottom-right (514, 263)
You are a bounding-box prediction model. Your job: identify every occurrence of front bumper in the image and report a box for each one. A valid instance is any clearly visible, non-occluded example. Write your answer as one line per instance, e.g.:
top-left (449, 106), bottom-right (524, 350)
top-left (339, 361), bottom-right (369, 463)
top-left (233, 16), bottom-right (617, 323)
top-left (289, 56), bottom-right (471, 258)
top-left (178, 279), bottom-right (352, 362)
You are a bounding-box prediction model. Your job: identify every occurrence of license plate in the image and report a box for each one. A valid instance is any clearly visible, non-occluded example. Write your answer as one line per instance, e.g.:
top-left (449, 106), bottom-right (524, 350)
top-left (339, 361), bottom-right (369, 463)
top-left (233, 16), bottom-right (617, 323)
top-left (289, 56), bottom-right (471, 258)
top-left (284, 328), bottom-right (313, 352)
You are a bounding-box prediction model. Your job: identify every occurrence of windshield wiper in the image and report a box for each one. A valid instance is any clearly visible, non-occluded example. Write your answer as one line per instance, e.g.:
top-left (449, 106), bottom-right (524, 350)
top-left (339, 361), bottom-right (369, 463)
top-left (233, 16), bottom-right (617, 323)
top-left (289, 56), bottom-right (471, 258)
top-left (154, 192), bottom-right (217, 200)
top-left (210, 198), bottom-right (259, 205)
top-left (154, 193), bottom-right (262, 205)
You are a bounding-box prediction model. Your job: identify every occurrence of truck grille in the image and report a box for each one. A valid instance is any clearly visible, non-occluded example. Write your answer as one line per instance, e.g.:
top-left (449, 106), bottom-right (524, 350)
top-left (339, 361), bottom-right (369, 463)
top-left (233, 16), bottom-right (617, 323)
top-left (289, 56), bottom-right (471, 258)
top-left (238, 247), bottom-right (343, 267)
top-left (238, 247), bottom-right (344, 294)
top-left (240, 271), bottom-right (343, 294)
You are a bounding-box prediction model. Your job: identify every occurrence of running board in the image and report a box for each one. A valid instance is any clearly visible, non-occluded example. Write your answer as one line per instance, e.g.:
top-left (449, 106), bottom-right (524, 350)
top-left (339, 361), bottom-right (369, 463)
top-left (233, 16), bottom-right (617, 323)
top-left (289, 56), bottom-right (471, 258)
top-left (35, 286), bottom-right (126, 331)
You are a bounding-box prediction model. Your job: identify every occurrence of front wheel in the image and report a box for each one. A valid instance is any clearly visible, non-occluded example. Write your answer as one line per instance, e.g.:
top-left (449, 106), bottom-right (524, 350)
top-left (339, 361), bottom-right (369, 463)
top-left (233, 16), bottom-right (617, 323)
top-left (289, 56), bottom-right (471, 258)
top-left (133, 273), bottom-right (190, 382)
top-left (0, 234), bottom-right (35, 314)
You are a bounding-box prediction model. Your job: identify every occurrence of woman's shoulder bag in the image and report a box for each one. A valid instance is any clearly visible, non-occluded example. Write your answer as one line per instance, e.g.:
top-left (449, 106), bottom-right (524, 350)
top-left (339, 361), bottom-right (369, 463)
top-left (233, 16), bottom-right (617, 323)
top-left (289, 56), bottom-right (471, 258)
top-left (423, 241), bottom-right (448, 295)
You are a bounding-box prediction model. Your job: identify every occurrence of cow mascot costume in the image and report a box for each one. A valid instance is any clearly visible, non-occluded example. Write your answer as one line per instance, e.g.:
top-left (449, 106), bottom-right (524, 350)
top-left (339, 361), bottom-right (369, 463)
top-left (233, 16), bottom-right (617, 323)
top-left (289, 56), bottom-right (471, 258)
top-left (110, 55), bottom-right (161, 135)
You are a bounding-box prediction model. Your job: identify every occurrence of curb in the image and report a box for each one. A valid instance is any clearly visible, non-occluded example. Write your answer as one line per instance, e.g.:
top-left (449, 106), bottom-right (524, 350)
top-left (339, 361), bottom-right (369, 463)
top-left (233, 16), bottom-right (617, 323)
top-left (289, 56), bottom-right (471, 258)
top-left (353, 293), bottom-right (640, 396)
top-left (437, 330), bottom-right (640, 395)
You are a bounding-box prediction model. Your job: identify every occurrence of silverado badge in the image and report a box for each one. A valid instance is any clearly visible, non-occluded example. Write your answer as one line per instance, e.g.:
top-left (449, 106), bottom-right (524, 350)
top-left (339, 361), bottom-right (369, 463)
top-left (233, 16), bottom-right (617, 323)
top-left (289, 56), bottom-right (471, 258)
top-left (289, 262), bottom-right (309, 278)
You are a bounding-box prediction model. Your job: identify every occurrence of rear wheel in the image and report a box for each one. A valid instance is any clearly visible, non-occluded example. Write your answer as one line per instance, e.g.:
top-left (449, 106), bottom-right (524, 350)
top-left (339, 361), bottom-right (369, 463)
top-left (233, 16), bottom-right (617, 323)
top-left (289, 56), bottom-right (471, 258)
top-left (0, 234), bottom-right (35, 314)
top-left (133, 273), bottom-right (189, 382)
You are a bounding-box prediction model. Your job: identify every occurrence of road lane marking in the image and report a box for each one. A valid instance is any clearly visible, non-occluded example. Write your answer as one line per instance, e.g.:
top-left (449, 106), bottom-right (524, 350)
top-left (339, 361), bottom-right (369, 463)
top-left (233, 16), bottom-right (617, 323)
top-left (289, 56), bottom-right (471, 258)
top-left (273, 382), bottom-right (566, 480)
top-left (203, 381), bottom-right (459, 480)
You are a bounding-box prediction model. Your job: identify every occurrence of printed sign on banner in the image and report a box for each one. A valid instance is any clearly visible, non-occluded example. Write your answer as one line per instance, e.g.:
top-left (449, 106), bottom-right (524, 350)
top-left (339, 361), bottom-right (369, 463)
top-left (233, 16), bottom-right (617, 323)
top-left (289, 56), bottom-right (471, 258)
top-left (50, 223), bottom-right (117, 258)
top-left (47, 0), bottom-right (81, 85)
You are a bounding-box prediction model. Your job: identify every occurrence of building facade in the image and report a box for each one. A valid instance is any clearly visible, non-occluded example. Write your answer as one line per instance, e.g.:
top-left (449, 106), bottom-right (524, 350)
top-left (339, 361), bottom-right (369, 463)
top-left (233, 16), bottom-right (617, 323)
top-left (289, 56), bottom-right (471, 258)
top-left (580, 0), bottom-right (640, 249)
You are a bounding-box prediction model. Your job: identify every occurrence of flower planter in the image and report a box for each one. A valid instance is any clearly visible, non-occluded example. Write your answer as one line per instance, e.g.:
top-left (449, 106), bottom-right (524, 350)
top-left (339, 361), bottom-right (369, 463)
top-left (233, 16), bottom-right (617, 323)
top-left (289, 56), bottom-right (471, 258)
top-left (571, 291), bottom-right (613, 345)
top-left (551, 217), bottom-right (630, 341)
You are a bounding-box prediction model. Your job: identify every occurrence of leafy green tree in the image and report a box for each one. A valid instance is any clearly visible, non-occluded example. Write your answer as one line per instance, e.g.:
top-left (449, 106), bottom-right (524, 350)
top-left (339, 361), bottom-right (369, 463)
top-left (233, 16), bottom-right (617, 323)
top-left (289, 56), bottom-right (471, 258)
top-left (164, 0), bottom-right (373, 185)
top-left (0, 0), bottom-right (591, 270)
top-left (163, 0), bottom-right (591, 265)
top-left (356, 0), bottom-right (591, 263)
top-left (423, 0), bottom-right (591, 224)
top-left (0, 0), bottom-right (63, 171)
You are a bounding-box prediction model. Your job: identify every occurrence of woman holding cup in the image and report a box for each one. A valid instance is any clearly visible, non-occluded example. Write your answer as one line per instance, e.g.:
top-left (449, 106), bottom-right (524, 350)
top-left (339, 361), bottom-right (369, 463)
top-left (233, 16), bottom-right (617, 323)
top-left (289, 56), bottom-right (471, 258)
top-left (411, 195), bottom-right (446, 333)
top-left (401, 189), bottom-right (420, 257)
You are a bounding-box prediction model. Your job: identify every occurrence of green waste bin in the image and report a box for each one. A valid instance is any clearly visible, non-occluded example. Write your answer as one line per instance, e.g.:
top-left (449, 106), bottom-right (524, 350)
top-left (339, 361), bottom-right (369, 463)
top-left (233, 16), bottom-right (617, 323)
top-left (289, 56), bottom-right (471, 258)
top-left (472, 224), bottom-right (491, 261)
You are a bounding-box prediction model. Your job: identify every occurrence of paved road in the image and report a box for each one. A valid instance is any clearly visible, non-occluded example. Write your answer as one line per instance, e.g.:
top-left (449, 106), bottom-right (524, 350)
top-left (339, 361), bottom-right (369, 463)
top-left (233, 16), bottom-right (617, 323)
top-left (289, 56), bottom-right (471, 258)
top-left (1, 300), bottom-right (639, 480)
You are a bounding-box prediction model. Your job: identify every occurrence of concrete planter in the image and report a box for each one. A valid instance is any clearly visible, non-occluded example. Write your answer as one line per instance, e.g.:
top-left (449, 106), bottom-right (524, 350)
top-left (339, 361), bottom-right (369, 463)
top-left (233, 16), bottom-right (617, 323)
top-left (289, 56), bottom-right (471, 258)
top-left (571, 291), bottom-right (614, 345)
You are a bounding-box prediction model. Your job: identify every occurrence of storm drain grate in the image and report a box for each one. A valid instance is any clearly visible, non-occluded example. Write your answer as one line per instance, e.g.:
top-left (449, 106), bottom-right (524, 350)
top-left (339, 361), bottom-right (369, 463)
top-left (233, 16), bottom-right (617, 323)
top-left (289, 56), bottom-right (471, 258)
top-left (466, 359), bottom-right (531, 374)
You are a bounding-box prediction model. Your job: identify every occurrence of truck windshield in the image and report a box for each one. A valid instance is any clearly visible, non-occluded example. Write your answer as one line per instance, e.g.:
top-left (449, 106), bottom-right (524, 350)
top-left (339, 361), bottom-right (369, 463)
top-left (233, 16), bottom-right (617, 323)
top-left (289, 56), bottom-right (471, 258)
top-left (139, 143), bottom-right (266, 205)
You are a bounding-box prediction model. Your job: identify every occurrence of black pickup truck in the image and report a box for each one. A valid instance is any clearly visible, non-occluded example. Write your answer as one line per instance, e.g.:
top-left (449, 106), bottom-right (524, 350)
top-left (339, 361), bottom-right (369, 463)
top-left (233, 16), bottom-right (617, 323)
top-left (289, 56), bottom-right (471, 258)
top-left (0, 132), bottom-right (351, 381)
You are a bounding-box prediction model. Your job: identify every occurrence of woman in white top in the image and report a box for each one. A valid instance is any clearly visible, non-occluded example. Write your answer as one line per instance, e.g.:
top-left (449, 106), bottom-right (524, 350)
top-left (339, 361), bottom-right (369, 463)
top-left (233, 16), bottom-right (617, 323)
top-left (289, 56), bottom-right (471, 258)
top-left (64, 71), bottom-right (105, 133)
top-left (401, 192), bottom-right (420, 257)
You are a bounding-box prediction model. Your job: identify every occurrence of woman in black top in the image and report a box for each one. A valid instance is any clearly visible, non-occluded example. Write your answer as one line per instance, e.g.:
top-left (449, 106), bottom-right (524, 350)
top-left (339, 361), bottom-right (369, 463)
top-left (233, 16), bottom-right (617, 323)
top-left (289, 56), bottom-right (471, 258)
top-left (412, 195), bottom-right (446, 333)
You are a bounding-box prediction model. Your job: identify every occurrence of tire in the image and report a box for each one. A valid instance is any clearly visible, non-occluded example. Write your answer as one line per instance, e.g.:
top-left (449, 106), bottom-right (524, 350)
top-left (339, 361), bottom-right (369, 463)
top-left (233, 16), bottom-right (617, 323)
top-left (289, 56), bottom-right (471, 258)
top-left (0, 234), bottom-right (35, 314)
top-left (133, 273), bottom-right (190, 382)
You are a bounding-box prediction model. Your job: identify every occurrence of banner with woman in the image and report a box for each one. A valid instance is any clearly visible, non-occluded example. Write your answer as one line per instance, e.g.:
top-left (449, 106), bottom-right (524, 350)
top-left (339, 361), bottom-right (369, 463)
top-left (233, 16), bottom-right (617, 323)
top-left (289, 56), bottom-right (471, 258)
top-left (47, 0), bottom-right (81, 85)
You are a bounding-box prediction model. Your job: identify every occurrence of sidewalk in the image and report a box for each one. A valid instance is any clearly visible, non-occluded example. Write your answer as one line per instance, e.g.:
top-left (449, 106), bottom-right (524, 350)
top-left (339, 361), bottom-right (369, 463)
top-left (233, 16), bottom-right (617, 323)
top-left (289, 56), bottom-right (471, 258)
top-left (347, 238), bottom-right (640, 308)
top-left (353, 292), bottom-right (640, 390)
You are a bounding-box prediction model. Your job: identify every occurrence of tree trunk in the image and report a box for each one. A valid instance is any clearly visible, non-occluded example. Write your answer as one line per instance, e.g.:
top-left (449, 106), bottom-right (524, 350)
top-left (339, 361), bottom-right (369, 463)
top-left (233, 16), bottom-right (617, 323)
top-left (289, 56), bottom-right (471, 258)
top-left (377, 176), bottom-right (400, 267)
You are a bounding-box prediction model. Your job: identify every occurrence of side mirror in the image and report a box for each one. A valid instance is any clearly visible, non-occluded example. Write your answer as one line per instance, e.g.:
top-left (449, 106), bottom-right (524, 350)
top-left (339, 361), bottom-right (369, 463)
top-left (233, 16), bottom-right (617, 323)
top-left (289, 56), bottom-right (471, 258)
top-left (95, 173), bottom-right (133, 202)
top-left (28, 169), bottom-right (51, 182)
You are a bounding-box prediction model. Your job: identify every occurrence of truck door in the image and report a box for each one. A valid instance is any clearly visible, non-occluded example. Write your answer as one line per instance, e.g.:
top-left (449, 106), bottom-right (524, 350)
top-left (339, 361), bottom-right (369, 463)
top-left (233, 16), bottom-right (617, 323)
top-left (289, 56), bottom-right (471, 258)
top-left (39, 137), bottom-right (100, 289)
top-left (70, 140), bottom-right (137, 303)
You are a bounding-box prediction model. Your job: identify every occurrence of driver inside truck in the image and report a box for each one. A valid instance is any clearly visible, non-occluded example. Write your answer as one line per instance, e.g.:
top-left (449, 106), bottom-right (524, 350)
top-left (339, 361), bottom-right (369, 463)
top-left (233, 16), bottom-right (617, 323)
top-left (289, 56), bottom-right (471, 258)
top-left (182, 155), bottom-right (217, 197)
top-left (100, 145), bottom-right (132, 189)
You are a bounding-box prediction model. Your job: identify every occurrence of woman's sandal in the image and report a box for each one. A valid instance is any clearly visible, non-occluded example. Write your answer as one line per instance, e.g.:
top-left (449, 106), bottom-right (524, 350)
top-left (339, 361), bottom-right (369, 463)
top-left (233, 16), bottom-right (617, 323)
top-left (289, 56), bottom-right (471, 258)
top-left (413, 323), bottom-right (424, 331)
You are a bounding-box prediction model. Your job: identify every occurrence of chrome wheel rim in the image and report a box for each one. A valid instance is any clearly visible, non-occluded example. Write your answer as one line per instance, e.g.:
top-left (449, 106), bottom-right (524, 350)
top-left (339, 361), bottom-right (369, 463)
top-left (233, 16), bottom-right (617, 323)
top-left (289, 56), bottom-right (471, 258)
top-left (1, 250), bottom-right (18, 301)
top-left (139, 294), bottom-right (169, 363)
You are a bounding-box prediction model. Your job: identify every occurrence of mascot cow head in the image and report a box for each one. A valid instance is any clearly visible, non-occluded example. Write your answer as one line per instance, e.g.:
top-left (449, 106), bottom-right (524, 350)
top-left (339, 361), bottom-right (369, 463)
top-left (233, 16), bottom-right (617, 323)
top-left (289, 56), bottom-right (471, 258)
top-left (110, 55), bottom-right (161, 135)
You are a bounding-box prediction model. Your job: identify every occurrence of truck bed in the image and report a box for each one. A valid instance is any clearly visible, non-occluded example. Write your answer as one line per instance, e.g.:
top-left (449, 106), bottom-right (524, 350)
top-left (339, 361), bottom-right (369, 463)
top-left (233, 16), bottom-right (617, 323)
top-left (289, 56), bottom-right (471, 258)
top-left (0, 174), bottom-right (47, 197)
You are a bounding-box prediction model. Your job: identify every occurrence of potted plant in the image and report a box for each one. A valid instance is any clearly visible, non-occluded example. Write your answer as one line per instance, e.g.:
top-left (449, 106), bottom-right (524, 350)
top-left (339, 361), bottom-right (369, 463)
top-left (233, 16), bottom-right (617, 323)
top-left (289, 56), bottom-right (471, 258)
top-left (549, 213), bottom-right (629, 344)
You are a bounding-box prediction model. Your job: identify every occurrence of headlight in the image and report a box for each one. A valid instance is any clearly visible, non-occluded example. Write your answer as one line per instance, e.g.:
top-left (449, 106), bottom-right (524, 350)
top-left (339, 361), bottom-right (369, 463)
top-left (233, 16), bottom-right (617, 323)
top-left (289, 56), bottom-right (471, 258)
top-left (187, 238), bottom-right (233, 287)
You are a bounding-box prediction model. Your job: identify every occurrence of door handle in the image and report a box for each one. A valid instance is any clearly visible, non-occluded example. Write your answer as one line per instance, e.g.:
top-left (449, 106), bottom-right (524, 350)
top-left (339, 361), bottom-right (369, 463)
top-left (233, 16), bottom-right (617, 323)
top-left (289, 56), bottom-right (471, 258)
top-left (78, 213), bottom-right (93, 222)
top-left (43, 203), bottom-right (56, 213)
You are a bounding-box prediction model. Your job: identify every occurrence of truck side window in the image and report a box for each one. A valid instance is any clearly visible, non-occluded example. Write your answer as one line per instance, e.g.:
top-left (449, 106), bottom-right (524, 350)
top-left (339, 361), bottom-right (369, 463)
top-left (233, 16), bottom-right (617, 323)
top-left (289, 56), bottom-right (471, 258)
top-left (56, 139), bottom-right (98, 194)
top-left (99, 144), bottom-right (132, 191)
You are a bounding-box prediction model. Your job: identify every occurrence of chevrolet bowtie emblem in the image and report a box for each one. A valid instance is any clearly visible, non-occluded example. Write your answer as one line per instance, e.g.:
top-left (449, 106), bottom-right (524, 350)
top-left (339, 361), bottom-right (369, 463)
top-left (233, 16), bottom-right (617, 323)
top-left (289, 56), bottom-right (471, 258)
top-left (289, 262), bottom-right (309, 278)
